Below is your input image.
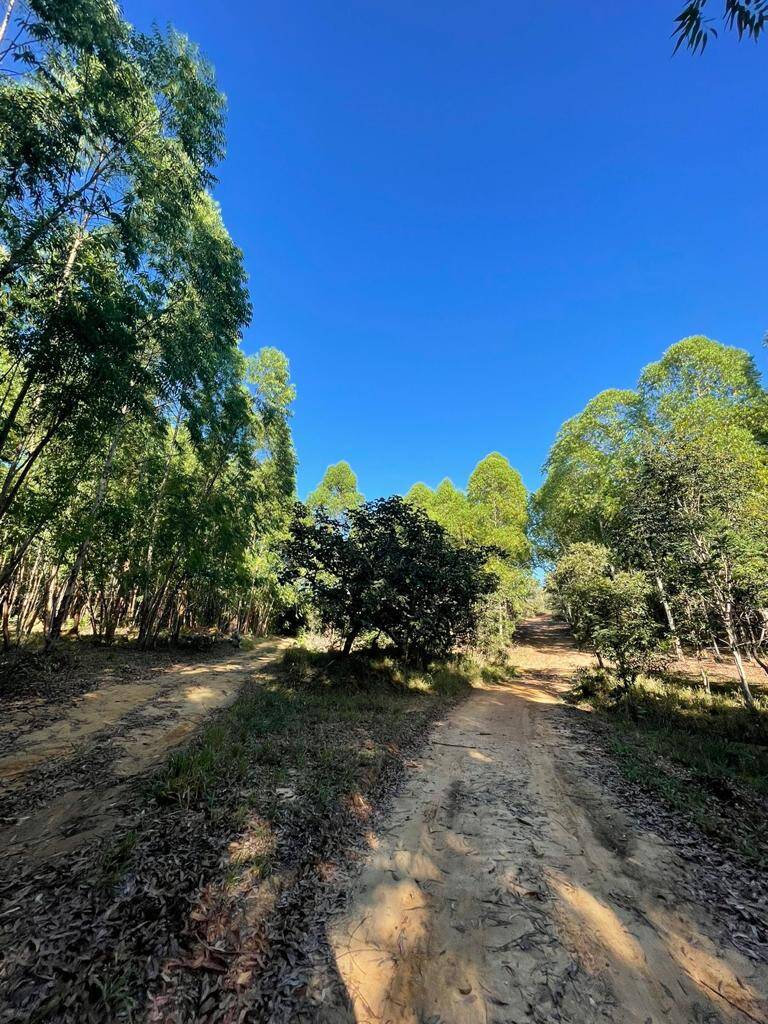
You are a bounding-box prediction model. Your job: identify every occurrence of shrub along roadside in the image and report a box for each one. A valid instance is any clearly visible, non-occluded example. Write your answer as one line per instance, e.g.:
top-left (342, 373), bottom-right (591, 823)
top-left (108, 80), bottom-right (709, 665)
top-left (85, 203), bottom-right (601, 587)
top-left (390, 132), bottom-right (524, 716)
top-left (1, 644), bottom-right (495, 1022)
top-left (566, 667), bottom-right (768, 864)
top-left (281, 496), bottom-right (497, 664)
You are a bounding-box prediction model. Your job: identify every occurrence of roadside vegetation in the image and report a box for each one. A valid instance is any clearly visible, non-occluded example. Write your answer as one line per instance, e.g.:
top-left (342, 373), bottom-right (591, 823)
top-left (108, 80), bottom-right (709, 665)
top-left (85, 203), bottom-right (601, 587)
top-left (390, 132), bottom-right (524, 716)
top-left (566, 664), bottom-right (768, 864)
top-left (0, 2), bottom-right (297, 652)
top-left (405, 452), bottom-right (538, 649)
top-left (534, 336), bottom-right (768, 862)
top-left (1, 639), bottom-right (511, 1021)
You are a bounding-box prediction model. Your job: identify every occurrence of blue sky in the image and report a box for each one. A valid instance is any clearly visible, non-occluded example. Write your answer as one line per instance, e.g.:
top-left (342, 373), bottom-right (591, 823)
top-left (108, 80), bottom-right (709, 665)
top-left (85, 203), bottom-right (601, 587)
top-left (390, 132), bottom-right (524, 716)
top-left (124, 0), bottom-right (767, 499)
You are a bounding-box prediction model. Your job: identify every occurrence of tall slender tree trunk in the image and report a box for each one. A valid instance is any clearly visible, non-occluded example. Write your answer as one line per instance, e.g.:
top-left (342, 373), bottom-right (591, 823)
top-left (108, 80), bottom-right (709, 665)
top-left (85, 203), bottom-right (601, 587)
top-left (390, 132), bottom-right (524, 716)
top-left (48, 430), bottom-right (121, 643)
top-left (723, 611), bottom-right (755, 710)
top-left (652, 569), bottom-right (683, 658)
top-left (342, 629), bottom-right (359, 656)
top-left (0, 365), bottom-right (37, 460)
top-left (0, 0), bottom-right (18, 46)
top-left (1, 587), bottom-right (12, 650)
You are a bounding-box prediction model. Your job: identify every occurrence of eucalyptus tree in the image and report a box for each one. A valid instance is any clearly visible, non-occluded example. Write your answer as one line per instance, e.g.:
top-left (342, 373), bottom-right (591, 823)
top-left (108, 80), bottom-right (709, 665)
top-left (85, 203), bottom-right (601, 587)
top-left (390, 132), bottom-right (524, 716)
top-left (627, 336), bottom-right (768, 661)
top-left (638, 335), bottom-right (764, 430)
top-left (403, 481), bottom-right (435, 513)
top-left (467, 453), bottom-right (531, 639)
top-left (548, 542), bottom-right (612, 645)
top-left (0, 2), bottom-right (246, 562)
top-left (428, 479), bottom-right (477, 545)
top-left (672, 1), bottom-right (767, 53)
top-left (406, 455), bottom-right (534, 643)
top-left (0, 3), bottom-right (298, 646)
top-left (531, 389), bottom-right (639, 562)
top-left (537, 336), bottom-right (768, 704)
top-left (306, 461), bottom-right (363, 521)
top-left (468, 453), bottom-right (528, 555)
top-left (627, 406), bottom-right (768, 707)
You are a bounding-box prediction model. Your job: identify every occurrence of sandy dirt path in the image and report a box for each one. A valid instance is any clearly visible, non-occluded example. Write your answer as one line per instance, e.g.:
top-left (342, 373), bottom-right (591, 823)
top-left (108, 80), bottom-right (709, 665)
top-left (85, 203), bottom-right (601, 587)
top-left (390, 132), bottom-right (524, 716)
top-left (325, 618), bottom-right (767, 1024)
top-left (0, 638), bottom-right (288, 863)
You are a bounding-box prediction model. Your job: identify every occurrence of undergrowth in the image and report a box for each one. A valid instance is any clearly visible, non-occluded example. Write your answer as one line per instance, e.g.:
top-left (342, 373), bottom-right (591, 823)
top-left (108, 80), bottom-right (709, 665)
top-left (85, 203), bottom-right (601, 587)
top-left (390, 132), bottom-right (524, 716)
top-left (567, 666), bottom-right (768, 863)
top-left (152, 643), bottom-right (497, 810)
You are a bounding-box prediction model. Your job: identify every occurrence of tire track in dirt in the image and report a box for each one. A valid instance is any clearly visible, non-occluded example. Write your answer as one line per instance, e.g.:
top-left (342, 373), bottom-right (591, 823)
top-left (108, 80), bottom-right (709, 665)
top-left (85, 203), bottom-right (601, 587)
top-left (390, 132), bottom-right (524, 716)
top-left (321, 618), bottom-right (767, 1024)
top-left (0, 638), bottom-right (289, 864)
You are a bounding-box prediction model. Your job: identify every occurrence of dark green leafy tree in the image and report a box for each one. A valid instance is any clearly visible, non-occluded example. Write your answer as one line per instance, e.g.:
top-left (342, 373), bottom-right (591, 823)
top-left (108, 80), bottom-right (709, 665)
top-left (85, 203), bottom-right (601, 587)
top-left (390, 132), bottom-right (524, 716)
top-left (281, 505), bottom-right (373, 657)
top-left (282, 497), bottom-right (495, 663)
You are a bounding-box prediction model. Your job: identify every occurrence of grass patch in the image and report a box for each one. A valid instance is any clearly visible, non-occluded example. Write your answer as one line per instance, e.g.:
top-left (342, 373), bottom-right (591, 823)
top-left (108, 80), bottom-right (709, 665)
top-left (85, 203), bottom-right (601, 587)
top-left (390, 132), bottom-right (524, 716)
top-left (152, 685), bottom-right (296, 807)
top-left (99, 830), bottom-right (138, 886)
top-left (152, 644), bottom-right (491, 813)
top-left (568, 668), bottom-right (768, 863)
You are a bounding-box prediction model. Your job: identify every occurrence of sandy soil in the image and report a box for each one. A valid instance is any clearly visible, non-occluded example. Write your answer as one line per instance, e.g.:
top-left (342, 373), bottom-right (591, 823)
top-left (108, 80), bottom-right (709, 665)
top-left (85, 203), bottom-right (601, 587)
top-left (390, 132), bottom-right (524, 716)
top-left (324, 617), bottom-right (767, 1024)
top-left (0, 638), bottom-right (288, 864)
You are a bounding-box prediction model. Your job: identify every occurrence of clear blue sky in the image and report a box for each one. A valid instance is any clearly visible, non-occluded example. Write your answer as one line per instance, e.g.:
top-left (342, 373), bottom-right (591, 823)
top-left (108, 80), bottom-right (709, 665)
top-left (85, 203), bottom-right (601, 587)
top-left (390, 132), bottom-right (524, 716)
top-left (123, 0), bottom-right (767, 499)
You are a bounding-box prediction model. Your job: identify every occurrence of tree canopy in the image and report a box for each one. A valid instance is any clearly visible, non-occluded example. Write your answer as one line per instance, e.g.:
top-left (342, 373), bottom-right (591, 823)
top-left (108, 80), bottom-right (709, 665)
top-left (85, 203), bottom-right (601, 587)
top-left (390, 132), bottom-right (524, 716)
top-left (0, 2), bottom-right (297, 647)
top-left (306, 461), bottom-right (363, 520)
top-left (282, 496), bottom-right (496, 663)
top-left (536, 336), bottom-right (768, 707)
top-left (406, 453), bottom-right (534, 646)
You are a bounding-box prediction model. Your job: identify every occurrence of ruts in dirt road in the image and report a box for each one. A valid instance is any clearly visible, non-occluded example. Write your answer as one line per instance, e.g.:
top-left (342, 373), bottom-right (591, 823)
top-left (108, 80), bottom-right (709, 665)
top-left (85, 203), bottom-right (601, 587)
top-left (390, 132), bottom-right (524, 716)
top-left (323, 620), bottom-right (767, 1024)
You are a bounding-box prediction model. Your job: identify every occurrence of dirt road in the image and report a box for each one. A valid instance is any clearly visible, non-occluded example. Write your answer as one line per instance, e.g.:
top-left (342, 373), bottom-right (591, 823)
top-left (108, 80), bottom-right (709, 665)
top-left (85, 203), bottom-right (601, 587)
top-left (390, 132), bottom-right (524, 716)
top-left (0, 637), bottom-right (288, 864)
top-left (325, 618), bottom-right (767, 1024)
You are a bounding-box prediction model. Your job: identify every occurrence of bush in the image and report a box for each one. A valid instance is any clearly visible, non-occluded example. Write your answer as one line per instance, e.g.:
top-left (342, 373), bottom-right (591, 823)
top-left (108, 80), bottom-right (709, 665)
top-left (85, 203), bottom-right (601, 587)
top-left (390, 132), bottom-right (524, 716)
top-left (282, 497), bottom-right (496, 663)
top-left (566, 666), bottom-right (617, 705)
top-left (278, 642), bottom-right (513, 699)
top-left (549, 544), bottom-right (671, 686)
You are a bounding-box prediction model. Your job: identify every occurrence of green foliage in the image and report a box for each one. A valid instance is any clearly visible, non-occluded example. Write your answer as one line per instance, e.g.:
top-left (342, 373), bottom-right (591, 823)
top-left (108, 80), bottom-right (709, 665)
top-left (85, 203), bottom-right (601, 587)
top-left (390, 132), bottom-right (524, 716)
top-left (0, 5), bottom-right (298, 647)
top-left (154, 641), bottom-right (478, 813)
top-left (282, 496), bottom-right (496, 663)
top-left (565, 665), bottom-right (616, 704)
top-left (406, 453), bottom-right (534, 646)
top-left (589, 571), bottom-right (670, 688)
top-left (279, 644), bottom-right (480, 699)
top-left (551, 544), bottom-right (668, 686)
top-left (573, 671), bottom-right (768, 862)
top-left (306, 461), bottom-right (363, 520)
top-left (531, 389), bottom-right (639, 559)
top-left (549, 542), bottom-right (612, 645)
top-left (537, 336), bottom-right (768, 708)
